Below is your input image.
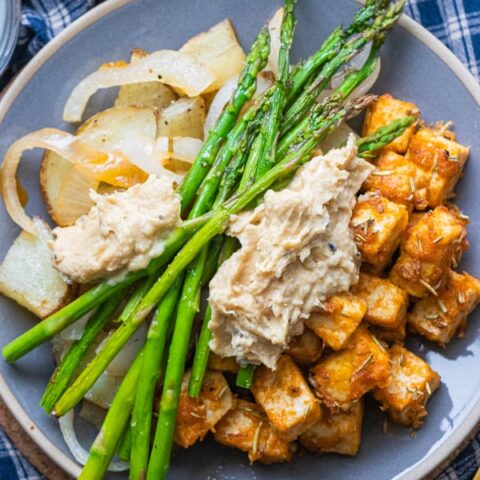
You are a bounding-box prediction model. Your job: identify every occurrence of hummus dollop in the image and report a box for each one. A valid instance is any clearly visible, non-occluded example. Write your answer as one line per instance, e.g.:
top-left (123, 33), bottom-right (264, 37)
top-left (52, 175), bottom-right (181, 284)
top-left (208, 137), bottom-right (374, 369)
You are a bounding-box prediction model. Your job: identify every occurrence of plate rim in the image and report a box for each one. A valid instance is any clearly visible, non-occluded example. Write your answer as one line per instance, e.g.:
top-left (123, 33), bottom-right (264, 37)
top-left (0, 1), bottom-right (479, 478)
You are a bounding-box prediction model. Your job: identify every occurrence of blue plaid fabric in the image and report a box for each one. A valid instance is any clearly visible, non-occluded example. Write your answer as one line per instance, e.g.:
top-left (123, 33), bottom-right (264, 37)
top-left (1, 1), bottom-right (480, 479)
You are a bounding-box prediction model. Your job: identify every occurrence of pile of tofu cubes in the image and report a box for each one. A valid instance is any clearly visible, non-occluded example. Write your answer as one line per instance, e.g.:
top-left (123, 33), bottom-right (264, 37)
top-left (172, 94), bottom-right (480, 463)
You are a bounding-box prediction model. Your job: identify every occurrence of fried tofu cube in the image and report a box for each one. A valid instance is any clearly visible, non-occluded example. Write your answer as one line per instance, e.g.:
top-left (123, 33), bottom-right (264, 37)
top-left (370, 323), bottom-right (406, 343)
top-left (408, 270), bottom-right (480, 346)
top-left (352, 273), bottom-right (409, 331)
top-left (362, 150), bottom-right (428, 210)
top-left (287, 328), bottom-right (323, 365)
top-left (351, 192), bottom-right (409, 269)
top-left (389, 206), bottom-right (468, 297)
top-left (174, 370), bottom-right (233, 448)
top-left (214, 399), bottom-right (294, 464)
top-left (305, 293), bottom-right (366, 350)
top-left (309, 327), bottom-right (390, 412)
top-left (373, 345), bottom-right (441, 428)
top-left (300, 400), bottom-right (364, 456)
top-left (251, 355), bottom-right (321, 441)
top-left (406, 126), bottom-right (469, 207)
top-left (362, 94), bottom-right (420, 154)
top-left (207, 352), bottom-right (239, 373)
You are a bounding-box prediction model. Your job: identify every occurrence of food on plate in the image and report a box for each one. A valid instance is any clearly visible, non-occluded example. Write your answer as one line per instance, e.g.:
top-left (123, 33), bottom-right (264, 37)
top-left (300, 400), bottom-right (364, 456)
top-left (305, 293), bottom-right (367, 351)
top-left (309, 327), bottom-right (390, 412)
top-left (157, 97), bottom-right (206, 138)
top-left (208, 138), bottom-right (373, 369)
top-left (251, 355), bottom-right (322, 441)
top-left (175, 370), bottom-right (233, 448)
top-left (0, 1), bottom-right (477, 479)
top-left (408, 270), bottom-right (480, 346)
top-left (362, 93), bottom-right (420, 154)
top-left (372, 344), bottom-right (441, 428)
top-left (389, 206), bottom-right (468, 297)
top-left (0, 218), bottom-right (75, 318)
top-left (214, 398), bottom-right (295, 463)
top-left (179, 19), bottom-right (246, 92)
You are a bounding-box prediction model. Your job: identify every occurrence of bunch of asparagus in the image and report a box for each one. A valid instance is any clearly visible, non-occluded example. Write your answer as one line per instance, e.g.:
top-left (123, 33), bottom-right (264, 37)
top-left (2, 0), bottom-right (412, 478)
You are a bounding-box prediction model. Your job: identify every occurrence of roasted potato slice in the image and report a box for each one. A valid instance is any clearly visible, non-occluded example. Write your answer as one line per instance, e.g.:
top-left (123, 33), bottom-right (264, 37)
top-left (180, 19), bottom-right (245, 92)
top-left (157, 97), bottom-right (206, 139)
top-left (0, 218), bottom-right (75, 318)
top-left (115, 81), bottom-right (177, 110)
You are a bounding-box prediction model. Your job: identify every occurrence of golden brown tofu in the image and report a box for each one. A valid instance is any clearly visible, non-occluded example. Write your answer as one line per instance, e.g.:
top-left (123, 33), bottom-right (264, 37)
top-left (362, 150), bottom-right (428, 210)
top-left (389, 206), bottom-right (469, 297)
top-left (373, 345), bottom-right (441, 428)
top-left (287, 328), bottom-right (323, 365)
top-left (214, 399), bottom-right (295, 464)
top-left (362, 94), bottom-right (420, 154)
top-left (352, 273), bottom-right (409, 331)
top-left (408, 270), bottom-right (480, 346)
top-left (251, 355), bottom-right (321, 441)
top-left (351, 192), bottom-right (409, 269)
top-left (305, 293), bottom-right (366, 350)
top-left (370, 323), bottom-right (406, 343)
top-left (309, 327), bottom-right (390, 412)
top-left (300, 400), bottom-right (364, 456)
top-left (207, 352), bottom-right (239, 373)
top-left (174, 370), bottom-right (233, 448)
top-left (406, 126), bottom-right (469, 207)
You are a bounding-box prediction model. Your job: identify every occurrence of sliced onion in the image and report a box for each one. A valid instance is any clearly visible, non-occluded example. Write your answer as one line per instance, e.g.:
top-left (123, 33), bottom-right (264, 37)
top-left (59, 311), bottom-right (94, 341)
top-left (256, 70), bottom-right (274, 98)
top-left (0, 128), bottom-right (114, 234)
top-left (53, 169), bottom-right (98, 226)
top-left (154, 136), bottom-right (203, 166)
top-left (267, 8), bottom-right (283, 78)
top-left (203, 71), bottom-right (273, 138)
top-left (330, 44), bottom-right (382, 100)
top-left (59, 410), bottom-right (129, 471)
top-left (204, 75), bottom-right (238, 137)
top-left (63, 50), bottom-right (216, 122)
top-left (172, 137), bottom-right (203, 164)
top-left (319, 123), bottom-right (358, 153)
top-left (104, 324), bottom-right (146, 377)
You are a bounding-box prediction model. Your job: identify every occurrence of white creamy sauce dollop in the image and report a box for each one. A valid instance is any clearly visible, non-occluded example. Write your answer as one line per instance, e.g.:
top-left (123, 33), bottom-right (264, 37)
top-left (208, 137), bottom-right (374, 369)
top-left (51, 175), bottom-right (181, 284)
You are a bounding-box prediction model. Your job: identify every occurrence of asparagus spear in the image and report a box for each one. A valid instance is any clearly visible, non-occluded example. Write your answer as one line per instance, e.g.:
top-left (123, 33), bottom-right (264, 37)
top-left (282, 1), bottom-right (405, 135)
top-left (236, 365), bottom-right (257, 389)
top-left (117, 423), bottom-right (132, 462)
top-left (188, 237), bottom-right (238, 397)
top-left (78, 348), bottom-right (144, 480)
top-left (255, 0), bottom-right (297, 178)
top-left (177, 27), bottom-right (270, 213)
top-left (357, 115), bottom-right (415, 155)
top-left (278, 37), bottom-right (383, 158)
top-left (40, 291), bottom-right (125, 413)
top-left (146, 247), bottom-right (208, 480)
top-left (129, 276), bottom-right (184, 480)
top-left (286, 0), bottom-right (380, 106)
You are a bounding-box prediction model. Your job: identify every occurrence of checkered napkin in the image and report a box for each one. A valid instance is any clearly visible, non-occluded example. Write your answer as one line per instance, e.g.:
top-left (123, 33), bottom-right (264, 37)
top-left (1, 1), bottom-right (480, 479)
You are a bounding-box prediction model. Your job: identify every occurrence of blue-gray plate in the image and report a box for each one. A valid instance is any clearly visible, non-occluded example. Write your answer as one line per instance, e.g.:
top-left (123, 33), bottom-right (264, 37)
top-left (1, 1), bottom-right (480, 479)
